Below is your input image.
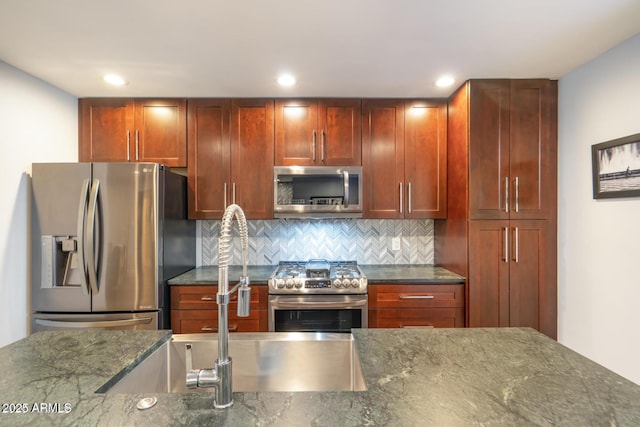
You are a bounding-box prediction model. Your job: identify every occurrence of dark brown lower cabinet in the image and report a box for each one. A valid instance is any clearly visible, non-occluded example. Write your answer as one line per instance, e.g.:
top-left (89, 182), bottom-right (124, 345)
top-left (170, 285), bottom-right (268, 333)
top-left (468, 220), bottom-right (556, 338)
top-left (368, 284), bottom-right (465, 328)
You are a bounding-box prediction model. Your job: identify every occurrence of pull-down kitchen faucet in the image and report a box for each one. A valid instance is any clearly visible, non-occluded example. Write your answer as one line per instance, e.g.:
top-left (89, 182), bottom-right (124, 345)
top-left (185, 204), bottom-right (251, 408)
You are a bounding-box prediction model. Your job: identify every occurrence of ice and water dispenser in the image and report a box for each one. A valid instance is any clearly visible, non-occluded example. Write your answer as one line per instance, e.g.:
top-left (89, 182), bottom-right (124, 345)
top-left (40, 235), bottom-right (82, 288)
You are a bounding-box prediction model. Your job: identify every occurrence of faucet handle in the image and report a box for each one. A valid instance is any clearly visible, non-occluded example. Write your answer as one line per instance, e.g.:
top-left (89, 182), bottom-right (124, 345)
top-left (185, 344), bottom-right (199, 389)
top-left (185, 344), bottom-right (193, 371)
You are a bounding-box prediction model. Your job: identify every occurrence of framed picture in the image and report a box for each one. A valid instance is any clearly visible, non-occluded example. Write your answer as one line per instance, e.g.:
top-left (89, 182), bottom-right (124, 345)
top-left (592, 132), bottom-right (640, 199)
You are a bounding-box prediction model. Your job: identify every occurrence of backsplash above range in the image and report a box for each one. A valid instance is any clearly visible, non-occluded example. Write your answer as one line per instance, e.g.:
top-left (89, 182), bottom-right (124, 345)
top-left (200, 219), bottom-right (434, 266)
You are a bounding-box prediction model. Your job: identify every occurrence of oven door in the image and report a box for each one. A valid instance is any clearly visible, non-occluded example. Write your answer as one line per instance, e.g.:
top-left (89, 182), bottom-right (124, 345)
top-left (268, 294), bottom-right (368, 332)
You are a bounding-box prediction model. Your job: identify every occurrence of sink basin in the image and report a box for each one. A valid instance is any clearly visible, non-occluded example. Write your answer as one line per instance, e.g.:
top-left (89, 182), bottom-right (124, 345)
top-left (101, 332), bottom-right (367, 393)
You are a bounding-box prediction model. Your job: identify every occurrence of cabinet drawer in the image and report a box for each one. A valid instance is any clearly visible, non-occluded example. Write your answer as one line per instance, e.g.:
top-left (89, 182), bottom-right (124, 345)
top-left (178, 318), bottom-right (260, 334)
top-left (369, 308), bottom-right (464, 328)
top-left (170, 285), bottom-right (260, 310)
top-left (170, 309), bottom-right (261, 333)
top-left (369, 284), bottom-right (464, 308)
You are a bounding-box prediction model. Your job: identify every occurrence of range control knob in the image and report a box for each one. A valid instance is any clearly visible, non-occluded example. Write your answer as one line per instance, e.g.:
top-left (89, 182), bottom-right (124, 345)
top-left (351, 279), bottom-right (360, 288)
top-left (275, 279), bottom-right (285, 289)
top-left (342, 279), bottom-right (351, 287)
top-left (285, 279), bottom-right (294, 288)
top-left (295, 279), bottom-right (303, 289)
top-left (333, 279), bottom-right (342, 288)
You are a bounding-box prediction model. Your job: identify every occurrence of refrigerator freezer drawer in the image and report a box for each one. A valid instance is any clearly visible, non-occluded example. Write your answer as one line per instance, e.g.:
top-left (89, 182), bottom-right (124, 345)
top-left (32, 312), bottom-right (159, 332)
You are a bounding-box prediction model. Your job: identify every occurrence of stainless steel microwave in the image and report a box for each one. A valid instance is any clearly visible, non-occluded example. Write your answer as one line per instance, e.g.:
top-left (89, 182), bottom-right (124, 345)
top-left (274, 166), bottom-right (363, 218)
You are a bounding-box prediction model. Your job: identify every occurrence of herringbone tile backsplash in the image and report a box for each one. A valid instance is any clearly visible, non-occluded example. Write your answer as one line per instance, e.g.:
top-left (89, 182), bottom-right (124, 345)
top-left (199, 219), bottom-right (434, 265)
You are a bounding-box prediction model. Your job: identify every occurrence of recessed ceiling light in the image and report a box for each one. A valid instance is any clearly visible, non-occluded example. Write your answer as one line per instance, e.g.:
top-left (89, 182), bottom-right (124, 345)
top-left (277, 74), bottom-right (296, 87)
top-left (434, 75), bottom-right (455, 88)
top-left (103, 74), bottom-right (127, 86)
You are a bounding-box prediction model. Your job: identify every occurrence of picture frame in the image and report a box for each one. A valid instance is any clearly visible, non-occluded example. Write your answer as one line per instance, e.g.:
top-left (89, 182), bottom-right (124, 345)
top-left (592, 132), bottom-right (640, 199)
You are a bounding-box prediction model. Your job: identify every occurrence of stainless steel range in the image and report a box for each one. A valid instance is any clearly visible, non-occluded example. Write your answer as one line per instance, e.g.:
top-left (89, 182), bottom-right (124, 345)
top-left (268, 260), bottom-right (368, 332)
top-left (268, 259), bottom-right (367, 294)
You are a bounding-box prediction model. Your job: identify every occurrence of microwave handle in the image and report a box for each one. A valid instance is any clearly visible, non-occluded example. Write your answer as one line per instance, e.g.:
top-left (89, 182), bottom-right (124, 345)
top-left (343, 171), bottom-right (349, 208)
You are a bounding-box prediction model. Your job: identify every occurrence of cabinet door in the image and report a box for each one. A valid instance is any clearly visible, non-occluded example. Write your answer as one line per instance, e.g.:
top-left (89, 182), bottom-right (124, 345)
top-left (508, 219), bottom-right (556, 338)
top-left (275, 99), bottom-right (318, 165)
top-left (230, 99), bottom-right (274, 219)
top-left (404, 100), bottom-right (447, 218)
top-left (362, 99), bottom-right (404, 218)
top-left (318, 99), bottom-right (362, 165)
top-left (509, 80), bottom-right (556, 220)
top-left (468, 80), bottom-right (511, 220)
top-left (187, 99), bottom-right (231, 219)
top-left (134, 99), bottom-right (187, 167)
top-left (79, 98), bottom-right (134, 162)
top-left (468, 220), bottom-right (510, 327)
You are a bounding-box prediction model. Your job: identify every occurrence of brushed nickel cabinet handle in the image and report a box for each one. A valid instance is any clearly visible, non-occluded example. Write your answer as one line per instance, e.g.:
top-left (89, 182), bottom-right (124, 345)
top-left (400, 325), bottom-right (434, 329)
top-left (200, 296), bottom-right (215, 301)
top-left (135, 130), bottom-right (139, 161)
top-left (312, 130), bottom-right (317, 162)
top-left (126, 130), bottom-right (131, 161)
top-left (399, 295), bottom-right (435, 300)
top-left (232, 182), bottom-right (236, 205)
top-left (399, 182), bottom-right (403, 214)
top-left (201, 325), bottom-right (238, 332)
top-left (321, 129), bottom-right (326, 162)
top-left (505, 177), bottom-right (509, 213)
top-left (515, 176), bottom-right (519, 213)
top-left (223, 182), bottom-right (228, 208)
top-left (504, 227), bottom-right (509, 263)
top-left (514, 226), bottom-right (519, 263)
top-left (408, 182), bottom-right (412, 214)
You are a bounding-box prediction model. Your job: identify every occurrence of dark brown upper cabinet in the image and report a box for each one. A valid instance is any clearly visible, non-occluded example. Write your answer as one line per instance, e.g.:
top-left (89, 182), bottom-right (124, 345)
top-left (468, 80), bottom-right (557, 220)
top-left (362, 99), bottom-right (447, 219)
top-left (187, 98), bottom-right (274, 220)
top-left (275, 99), bottom-right (361, 166)
top-left (79, 98), bottom-right (187, 167)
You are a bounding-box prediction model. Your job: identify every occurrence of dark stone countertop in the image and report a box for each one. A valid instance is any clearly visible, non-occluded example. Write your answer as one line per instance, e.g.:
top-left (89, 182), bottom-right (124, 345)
top-left (1, 328), bottom-right (639, 426)
top-left (168, 264), bottom-right (465, 286)
top-left (168, 265), bottom-right (275, 285)
top-left (359, 264), bottom-right (465, 284)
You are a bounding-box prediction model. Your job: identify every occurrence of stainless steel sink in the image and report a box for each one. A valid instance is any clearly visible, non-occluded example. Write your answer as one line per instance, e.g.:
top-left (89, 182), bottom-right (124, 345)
top-left (102, 332), bottom-right (367, 393)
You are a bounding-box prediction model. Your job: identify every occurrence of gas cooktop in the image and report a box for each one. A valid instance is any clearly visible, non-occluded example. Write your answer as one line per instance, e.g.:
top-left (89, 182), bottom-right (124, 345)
top-left (268, 260), bottom-right (367, 295)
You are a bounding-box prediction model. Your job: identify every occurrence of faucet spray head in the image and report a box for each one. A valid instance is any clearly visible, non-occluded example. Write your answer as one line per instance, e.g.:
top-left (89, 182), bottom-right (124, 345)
top-left (237, 276), bottom-right (251, 317)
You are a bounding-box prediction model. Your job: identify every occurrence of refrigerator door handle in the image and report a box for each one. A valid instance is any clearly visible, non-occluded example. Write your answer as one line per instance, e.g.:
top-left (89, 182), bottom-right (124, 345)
top-left (86, 179), bottom-right (100, 294)
top-left (34, 317), bottom-right (153, 329)
top-left (76, 178), bottom-right (91, 295)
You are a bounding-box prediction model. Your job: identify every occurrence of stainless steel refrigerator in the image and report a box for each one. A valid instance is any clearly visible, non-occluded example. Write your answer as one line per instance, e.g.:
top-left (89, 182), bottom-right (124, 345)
top-left (31, 162), bottom-right (195, 332)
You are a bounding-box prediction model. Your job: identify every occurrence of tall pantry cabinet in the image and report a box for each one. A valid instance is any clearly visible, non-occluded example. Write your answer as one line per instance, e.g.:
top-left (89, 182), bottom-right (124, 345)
top-left (435, 79), bottom-right (558, 339)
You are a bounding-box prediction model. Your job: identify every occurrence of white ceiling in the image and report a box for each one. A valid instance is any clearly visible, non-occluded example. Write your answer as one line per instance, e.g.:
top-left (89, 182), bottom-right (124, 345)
top-left (1, 0), bottom-right (639, 98)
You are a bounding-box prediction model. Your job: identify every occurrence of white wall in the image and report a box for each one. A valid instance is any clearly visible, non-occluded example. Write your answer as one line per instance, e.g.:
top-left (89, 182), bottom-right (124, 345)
top-left (558, 33), bottom-right (640, 385)
top-left (0, 61), bottom-right (77, 347)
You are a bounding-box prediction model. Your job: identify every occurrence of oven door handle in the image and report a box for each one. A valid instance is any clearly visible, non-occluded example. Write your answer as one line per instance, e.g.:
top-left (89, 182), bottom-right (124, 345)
top-left (271, 299), bottom-right (367, 310)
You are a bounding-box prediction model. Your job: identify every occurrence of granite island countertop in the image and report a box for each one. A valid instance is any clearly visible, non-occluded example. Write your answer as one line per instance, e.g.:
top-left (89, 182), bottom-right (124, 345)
top-left (168, 264), bottom-right (465, 286)
top-left (1, 328), bottom-right (639, 426)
